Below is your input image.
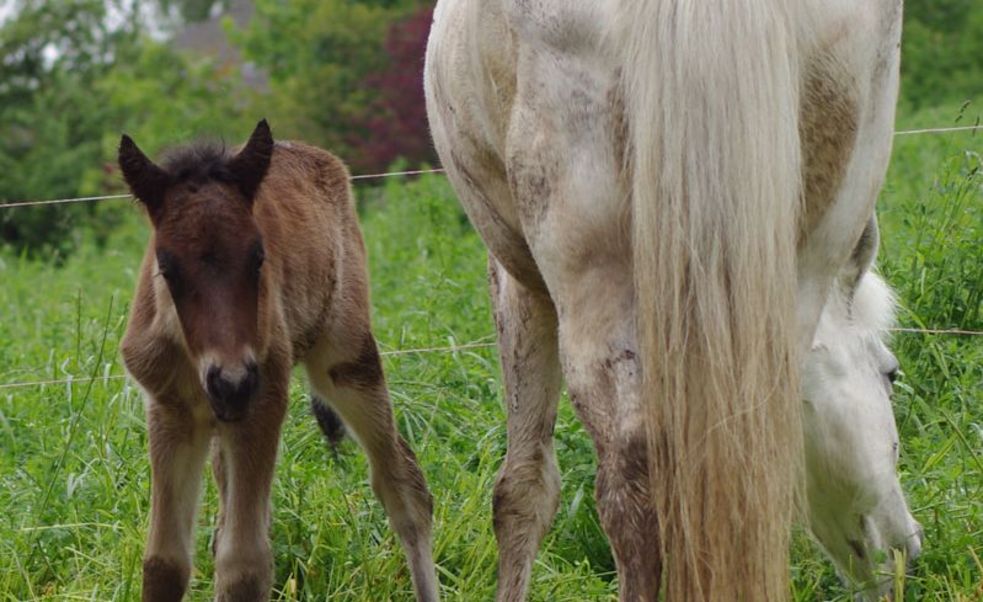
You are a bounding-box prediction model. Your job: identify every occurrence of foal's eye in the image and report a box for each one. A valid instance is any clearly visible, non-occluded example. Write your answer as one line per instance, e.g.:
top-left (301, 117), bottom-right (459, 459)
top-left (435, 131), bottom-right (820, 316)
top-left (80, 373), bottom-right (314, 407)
top-left (156, 251), bottom-right (179, 282)
top-left (155, 250), bottom-right (184, 296)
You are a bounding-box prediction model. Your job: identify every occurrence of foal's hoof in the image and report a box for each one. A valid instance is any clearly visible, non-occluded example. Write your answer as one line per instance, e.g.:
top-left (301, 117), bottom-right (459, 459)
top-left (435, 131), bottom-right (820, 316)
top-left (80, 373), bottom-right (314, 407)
top-left (142, 556), bottom-right (188, 602)
top-left (215, 576), bottom-right (266, 602)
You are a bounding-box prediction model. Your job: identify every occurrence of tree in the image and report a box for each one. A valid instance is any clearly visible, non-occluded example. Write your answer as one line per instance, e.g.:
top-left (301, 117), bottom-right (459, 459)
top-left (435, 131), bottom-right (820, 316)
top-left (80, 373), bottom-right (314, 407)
top-left (0, 0), bottom-right (133, 258)
top-left (0, 0), bottom-right (249, 258)
top-left (901, 2), bottom-right (983, 107)
top-left (353, 6), bottom-right (437, 172)
top-left (232, 0), bottom-right (431, 172)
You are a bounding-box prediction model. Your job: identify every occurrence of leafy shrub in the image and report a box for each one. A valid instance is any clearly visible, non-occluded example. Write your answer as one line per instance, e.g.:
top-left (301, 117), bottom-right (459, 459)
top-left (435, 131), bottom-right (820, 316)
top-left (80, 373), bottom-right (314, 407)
top-left (901, 3), bottom-right (983, 107)
top-left (352, 7), bottom-right (437, 172)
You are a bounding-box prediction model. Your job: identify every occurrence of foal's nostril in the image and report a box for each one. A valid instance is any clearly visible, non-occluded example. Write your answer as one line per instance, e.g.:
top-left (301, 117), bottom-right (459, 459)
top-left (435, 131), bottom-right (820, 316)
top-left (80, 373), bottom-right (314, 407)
top-left (206, 365), bottom-right (231, 402)
top-left (244, 361), bottom-right (259, 388)
top-left (205, 363), bottom-right (260, 413)
top-left (237, 362), bottom-right (260, 403)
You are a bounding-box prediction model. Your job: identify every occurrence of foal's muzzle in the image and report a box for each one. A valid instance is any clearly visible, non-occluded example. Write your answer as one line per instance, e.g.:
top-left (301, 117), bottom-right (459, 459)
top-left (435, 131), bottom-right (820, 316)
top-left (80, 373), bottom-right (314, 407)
top-left (205, 361), bottom-right (260, 422)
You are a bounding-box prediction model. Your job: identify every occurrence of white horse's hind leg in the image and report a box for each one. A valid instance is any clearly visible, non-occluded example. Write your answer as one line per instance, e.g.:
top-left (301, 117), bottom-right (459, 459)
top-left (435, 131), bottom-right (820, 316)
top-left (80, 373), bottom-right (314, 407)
top-left (549, 266), bottom-right (661, 601)
top-left (488, 258), bottom-right (563, 602)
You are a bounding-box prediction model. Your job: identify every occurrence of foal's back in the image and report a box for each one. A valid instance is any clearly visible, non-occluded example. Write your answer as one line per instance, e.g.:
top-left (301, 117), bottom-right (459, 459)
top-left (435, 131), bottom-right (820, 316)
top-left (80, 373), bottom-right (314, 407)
top-left (253, 141), bottom-right (369, 359)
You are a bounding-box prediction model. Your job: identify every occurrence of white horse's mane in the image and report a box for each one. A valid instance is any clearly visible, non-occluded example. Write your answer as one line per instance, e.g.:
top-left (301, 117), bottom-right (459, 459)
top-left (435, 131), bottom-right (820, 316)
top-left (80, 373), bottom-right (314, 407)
top-left (850, 272), bottom-right (897, 337)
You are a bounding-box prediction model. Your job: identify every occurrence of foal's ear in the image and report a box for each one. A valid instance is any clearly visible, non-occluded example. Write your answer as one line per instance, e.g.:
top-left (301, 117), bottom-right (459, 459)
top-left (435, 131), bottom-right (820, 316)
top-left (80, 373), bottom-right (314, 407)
top-left (118, 135), bottom-right (170, 215)
top-left (844, 216), bottom-right (880, 300)
top-left (228, 119), bottom-right (274, 204)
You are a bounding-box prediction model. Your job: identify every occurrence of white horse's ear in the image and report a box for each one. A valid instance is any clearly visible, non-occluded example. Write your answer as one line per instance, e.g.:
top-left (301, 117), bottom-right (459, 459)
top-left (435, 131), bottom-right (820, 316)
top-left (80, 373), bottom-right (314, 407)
top-left (844, 216), bottom-right (880, 300)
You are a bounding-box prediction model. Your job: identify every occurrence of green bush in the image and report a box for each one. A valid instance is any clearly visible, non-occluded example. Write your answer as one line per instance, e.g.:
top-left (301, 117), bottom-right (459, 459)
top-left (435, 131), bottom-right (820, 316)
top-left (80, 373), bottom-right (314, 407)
top-left (901, 3), bottom-right (983, 107)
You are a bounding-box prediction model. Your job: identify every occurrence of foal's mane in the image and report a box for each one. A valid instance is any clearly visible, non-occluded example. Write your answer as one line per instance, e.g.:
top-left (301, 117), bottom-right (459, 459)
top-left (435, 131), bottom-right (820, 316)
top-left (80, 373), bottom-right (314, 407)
top-left (159, 141), bottom-right (236, 185)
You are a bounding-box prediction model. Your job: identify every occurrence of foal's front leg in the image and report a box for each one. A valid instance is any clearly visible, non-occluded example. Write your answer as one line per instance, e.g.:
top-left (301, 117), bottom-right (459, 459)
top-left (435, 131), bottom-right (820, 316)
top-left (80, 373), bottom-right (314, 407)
top-left (211, 371), bottom-right (289, 601)
top-left (143, 400), bottom-right (211, 602)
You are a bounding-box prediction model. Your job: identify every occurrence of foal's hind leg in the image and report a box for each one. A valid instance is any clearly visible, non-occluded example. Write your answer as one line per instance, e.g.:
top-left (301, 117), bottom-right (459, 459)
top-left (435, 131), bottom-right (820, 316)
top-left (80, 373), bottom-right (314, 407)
top-left (305, 332), bottom-right (439, 602)
top-left (488, 258), bottom-right (563, 602)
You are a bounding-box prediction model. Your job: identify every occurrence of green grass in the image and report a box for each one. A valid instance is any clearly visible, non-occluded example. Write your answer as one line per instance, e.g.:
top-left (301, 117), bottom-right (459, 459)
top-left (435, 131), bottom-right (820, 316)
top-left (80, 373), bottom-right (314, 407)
top-left (1, 101), bottom-right (981, 601)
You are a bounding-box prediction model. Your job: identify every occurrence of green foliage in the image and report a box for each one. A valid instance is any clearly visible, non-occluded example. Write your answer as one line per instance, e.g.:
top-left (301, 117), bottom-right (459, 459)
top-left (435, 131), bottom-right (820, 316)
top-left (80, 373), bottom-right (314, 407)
top-left (0, 0), bottom-right (133, 259)
top-left (901, 3), bottom-right (983, 107)
top-left (231, 0), bottom-right (428, 172)
top-left (0, 0), bottom-right (249, 259)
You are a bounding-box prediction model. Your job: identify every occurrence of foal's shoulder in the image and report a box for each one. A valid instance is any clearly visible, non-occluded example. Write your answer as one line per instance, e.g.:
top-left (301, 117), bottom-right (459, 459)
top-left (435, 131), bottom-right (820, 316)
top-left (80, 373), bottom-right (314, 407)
top-left (266, 140), bottom-right (351, 209)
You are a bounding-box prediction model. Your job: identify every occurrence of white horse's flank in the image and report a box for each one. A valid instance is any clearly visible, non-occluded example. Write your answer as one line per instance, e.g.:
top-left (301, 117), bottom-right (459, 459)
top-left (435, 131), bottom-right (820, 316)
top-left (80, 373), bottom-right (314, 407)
top-left (425, 0), bottom-right (911, 599)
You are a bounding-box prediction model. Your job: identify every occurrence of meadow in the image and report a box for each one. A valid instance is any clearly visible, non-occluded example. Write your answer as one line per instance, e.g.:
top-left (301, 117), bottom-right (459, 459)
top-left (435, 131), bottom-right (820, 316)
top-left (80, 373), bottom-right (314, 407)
top-left (0, 102), bottom-right (981, 600)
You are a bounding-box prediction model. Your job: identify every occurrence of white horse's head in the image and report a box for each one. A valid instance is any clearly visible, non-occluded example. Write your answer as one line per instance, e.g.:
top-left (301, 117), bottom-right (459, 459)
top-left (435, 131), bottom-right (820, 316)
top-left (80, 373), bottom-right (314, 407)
top-left (803, 220), bottom-right (921, 599)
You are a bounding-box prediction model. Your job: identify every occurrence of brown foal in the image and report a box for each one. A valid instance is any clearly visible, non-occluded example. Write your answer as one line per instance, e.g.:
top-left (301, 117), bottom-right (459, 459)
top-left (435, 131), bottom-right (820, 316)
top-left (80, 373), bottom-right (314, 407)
top-left (118, 121), bottom-right (439, 601)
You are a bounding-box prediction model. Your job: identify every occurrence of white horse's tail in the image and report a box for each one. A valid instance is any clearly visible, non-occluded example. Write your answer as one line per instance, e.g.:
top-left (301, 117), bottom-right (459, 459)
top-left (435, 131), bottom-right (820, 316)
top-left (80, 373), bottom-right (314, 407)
top-left (616, 2), bottom-right (802, 599)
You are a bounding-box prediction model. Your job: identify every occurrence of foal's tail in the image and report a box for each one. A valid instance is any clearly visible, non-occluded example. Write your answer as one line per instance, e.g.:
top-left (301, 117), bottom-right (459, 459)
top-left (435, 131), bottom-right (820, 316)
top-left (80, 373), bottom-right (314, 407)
top-left (311, 394), bottom-right (346, 451)
top-left (615, 2), bottom-right (803, 599)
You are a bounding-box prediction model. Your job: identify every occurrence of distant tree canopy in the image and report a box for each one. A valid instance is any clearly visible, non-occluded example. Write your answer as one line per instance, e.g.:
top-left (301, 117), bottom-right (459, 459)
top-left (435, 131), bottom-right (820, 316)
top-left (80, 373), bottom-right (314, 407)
top-left (902, 1), bottom-right (983, 108)
top-left (233, 0), bottom-right (433, 173)
top-left (0, 0), bottom-right (249, 258)
top-left (0, 0), bottom-right (980, 257)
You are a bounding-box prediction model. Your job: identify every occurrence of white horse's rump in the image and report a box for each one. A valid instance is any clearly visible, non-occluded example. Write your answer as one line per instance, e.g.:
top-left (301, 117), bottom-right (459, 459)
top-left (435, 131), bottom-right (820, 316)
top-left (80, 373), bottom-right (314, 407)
top-left (425, 0), bottom-right (910, 599)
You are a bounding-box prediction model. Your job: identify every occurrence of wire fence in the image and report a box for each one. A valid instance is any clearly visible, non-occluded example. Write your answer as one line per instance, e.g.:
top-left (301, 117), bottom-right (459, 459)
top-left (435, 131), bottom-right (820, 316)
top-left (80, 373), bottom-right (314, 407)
top-left (0, 169), bottom-right (448, 209)
top-left (4, 324), bottom-right (983, 392)
top-left (0, 122), bottom-right (979, 393)
top-left (893, 124), bottom-right (981, 137)
top-left (0, 123), bottom-right (978, 211)
top-left (0, 341), bottom-right (500, 392)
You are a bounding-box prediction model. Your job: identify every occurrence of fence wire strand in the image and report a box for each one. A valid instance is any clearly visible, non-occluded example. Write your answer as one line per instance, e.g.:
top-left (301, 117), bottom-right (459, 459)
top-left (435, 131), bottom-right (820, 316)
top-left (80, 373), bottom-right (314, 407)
top-left (3, 327), bottom-right (981, 392)
top-left (0, 123), bottom-right (979, 210)
top-left (0, 341), bottom-right (499, 392)
top-left (0, 194), bottom-right (132, 210)
top-left (894, 124), bottom-right (980, 136)
top-left (0, 170), bottom-right (446, 210)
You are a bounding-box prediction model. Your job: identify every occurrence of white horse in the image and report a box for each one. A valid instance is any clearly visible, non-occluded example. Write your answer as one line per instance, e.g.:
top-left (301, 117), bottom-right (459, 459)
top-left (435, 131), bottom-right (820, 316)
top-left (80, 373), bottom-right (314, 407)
top-left (425, 0), bottom-right (915, 599)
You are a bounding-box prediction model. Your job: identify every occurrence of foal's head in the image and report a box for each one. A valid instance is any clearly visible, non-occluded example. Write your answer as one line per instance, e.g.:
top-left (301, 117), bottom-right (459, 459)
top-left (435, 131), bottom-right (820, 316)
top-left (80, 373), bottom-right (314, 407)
top-left (802, 219), bottom-right (921, 599)
top-left (119, 121), bottom-right (275, 421)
